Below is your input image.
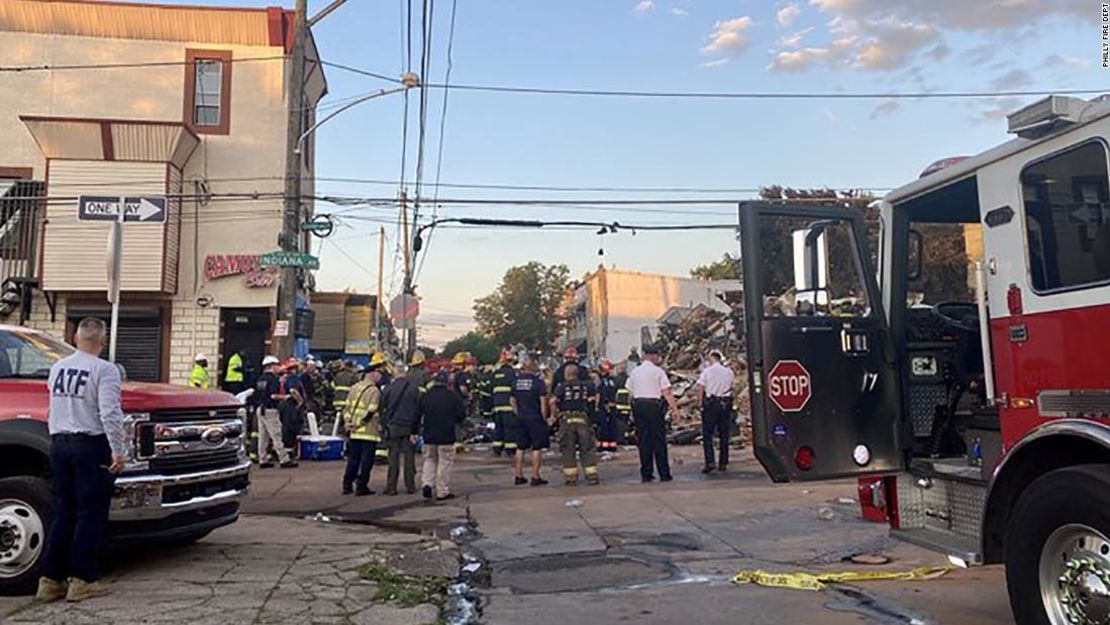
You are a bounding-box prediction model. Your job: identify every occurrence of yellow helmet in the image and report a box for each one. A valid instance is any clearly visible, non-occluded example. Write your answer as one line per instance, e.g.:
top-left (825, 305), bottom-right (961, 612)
top-left (370, 351), bottom-right (388, 367)
top-left (451, 351), bottom-right (469, 366)
top-left (410, 350), bottom-right (427, 366)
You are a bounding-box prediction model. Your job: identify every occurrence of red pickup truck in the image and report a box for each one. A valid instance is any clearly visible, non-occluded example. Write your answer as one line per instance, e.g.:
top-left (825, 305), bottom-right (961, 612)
top-left (0, 325), bottom-right (250, 594)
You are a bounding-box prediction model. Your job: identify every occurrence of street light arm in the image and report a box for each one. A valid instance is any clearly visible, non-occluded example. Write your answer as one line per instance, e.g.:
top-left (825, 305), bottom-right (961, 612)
top-left (295, 85), bottom-right (411, 154)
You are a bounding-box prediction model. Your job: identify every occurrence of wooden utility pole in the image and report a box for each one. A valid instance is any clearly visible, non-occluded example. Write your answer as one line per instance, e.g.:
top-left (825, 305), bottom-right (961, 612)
top-left (399, 190), bottom-right (417, 356)
top-left (275, 0), bottom-right (308, 359)
top-left (376, 225), bottom-right (385, 350)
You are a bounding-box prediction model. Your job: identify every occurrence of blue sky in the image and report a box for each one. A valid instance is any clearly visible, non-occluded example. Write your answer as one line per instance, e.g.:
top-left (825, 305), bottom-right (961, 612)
top-left (204, 0), bottom-right (1096, 344)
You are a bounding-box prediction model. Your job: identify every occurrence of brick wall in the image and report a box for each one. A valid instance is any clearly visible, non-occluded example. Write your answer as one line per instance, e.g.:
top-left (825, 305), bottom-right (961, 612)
top-left (24, 291), bottom-right (67, 337)
top-left (169, 297), bottom-right (220, 385)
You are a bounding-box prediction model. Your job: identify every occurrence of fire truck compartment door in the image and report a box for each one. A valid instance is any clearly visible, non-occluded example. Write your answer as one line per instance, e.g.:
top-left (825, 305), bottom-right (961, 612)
top-left (740, 203), bottom-right (904, 482)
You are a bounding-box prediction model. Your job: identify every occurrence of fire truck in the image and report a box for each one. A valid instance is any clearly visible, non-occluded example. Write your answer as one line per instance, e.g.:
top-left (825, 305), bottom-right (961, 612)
top-left (740, 94), bottom-right (1110, 625)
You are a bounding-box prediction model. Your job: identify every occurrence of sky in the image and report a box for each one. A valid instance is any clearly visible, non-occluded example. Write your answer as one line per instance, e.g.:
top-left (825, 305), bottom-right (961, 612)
top-left (176, 0), bottom-right (1097, 346)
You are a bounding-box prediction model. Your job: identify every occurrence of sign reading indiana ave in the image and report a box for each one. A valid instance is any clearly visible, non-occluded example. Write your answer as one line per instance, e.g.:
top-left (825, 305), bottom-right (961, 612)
top-left (78, 196), bottom-right (166, 223)
top-left (258, 250), bottom-right (320, 270)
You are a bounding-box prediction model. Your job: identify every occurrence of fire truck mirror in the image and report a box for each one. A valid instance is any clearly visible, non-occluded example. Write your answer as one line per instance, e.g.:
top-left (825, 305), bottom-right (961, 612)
top-left (792, 226), bottom-right (830, 311)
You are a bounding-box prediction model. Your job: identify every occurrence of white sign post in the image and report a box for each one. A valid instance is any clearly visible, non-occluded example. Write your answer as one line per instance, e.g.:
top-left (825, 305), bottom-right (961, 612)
top-left (107, 196), bottom-right (124, 362)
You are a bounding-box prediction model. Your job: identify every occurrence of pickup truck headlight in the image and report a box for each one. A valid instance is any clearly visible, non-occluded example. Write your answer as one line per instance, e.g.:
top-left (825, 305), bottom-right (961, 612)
top-left (122, 413), bottom-right (151, 472)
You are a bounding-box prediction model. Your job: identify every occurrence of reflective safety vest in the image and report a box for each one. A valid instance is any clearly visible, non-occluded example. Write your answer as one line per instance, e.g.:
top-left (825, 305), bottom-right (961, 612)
top-left (225, 353), bottom-right (244, 383)
top-left (344, 380), bottom-right (382, 442)
top-left (615, 388), bottom-right (632, 416)
top-left (491, 365), bottom-right (515, 414)
top-left (189, 364), bottom-right (211, 389)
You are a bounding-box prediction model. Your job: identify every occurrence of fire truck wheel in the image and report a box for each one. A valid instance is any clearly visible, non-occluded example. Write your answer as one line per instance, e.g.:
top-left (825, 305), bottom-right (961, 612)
top-left (0, 477), bottom-right (52, 596)
top-left (1005, 464), bottom-right (1110, 625)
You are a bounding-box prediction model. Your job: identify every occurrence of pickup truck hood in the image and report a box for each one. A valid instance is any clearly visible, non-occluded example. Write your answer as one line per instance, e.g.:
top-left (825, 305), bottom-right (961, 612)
top-left (0, 379), bottom-right (240, 423)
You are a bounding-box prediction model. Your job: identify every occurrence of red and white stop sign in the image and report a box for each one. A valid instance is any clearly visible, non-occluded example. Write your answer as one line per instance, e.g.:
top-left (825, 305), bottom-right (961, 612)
top-left (767, 360), bottom-right (812, 413)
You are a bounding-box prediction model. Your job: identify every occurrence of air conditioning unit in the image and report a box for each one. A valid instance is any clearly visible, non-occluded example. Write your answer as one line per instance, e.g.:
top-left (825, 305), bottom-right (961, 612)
top-left (1007, 95), bottom-right (1087, 139)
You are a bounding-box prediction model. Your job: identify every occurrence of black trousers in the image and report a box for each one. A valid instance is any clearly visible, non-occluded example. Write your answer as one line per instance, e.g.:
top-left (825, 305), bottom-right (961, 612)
top-left (386, 436), bottom-right (416, 493)
top-left (44, 433), bottom-right (114, 583)
top-left (702, 399), bottom-right (732, 467)
top-left (343, 439), bottom-right (377, 489)
top-left (632, 399), bottom-right (671, 480)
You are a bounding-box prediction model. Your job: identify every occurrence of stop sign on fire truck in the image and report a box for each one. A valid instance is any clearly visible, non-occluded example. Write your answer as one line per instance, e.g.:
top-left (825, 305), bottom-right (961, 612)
top-left (767, 360), bottom-right (812, 413)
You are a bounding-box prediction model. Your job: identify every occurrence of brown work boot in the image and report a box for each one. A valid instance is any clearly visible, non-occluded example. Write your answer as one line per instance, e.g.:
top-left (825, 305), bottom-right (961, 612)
top-left (35, 577), bottom-right (67, 602)
top-left (65, 578), bottom-right (111, 602)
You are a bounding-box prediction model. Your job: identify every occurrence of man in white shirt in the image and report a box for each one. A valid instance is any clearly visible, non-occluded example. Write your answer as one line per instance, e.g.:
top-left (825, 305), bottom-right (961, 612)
top-left (625, 343), bottom-right (679, 482)
top-left (38, 317), bottom-right (126, 603)
top-left (696, 349), bottom-right (736, 474)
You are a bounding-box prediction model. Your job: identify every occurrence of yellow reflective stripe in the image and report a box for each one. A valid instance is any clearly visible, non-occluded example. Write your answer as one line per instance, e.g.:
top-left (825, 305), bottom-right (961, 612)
top-left (493, 406), bottom-right (515, 413)
top-left (493, 386), bottom-right (513, 393)
top-left (583, 466), bottom-right (598, 475)
top-left (334, 385), bottom-right (351, 391)
top-left (503, 442), bottom-right (518, 449)
top-left (562, 468), bottom-right (578, 476)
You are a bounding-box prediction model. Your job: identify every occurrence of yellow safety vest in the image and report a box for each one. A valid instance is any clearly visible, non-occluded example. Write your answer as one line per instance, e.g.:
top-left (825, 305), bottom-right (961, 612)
top-left (225, 353), bottom-right (244, 383)
top-left (344, 381), bottom-right (382, 442)
top-left (189, 365), bottom-right (211, 389)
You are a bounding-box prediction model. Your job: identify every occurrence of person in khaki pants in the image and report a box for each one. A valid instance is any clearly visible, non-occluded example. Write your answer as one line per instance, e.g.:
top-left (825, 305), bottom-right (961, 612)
top-left (418, 370), bottom-right (466, 501)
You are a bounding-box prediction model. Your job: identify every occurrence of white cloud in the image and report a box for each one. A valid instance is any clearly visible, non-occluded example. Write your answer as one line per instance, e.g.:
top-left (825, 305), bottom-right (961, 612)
top-left (777, 3), bottom-right (802, 27)
top-left (834, 17), bottom-right (939, 70)
top-left (776, 26), bottom-right (814, 47)
top-left (870, 100), bottom-right (900, 118)
top-left (810, 0), bottom-right (1093, 31)
top-left (1044, 53), bottom-right (1091, 68)
top-left (975, 97), bottom-right (1023, 123)
top-left (766, 37), bottom-right (855, 71)
top-left (700, 58), bottom-right (729, 68)
top-left (633, 1), bottom-right (655, 14)
top-left (671, 6), bottom-right (689, 16)
top-left (702, 16), bottom-right (754, 55)
top-left (925, 43), bottom-right (950, 61)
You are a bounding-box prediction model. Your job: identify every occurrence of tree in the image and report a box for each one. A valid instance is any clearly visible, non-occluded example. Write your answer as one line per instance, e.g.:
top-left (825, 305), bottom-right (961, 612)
top-left (690, 254), bottom-right (740, 280)
top-left (440, 332), bottom-right (501, 365)
top-left (473, 262), bottom-right (570, 350)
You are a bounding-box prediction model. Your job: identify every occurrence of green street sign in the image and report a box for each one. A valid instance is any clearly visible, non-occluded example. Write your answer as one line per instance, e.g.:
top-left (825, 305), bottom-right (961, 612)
top-left (259, 250), bottom-right (320, 270)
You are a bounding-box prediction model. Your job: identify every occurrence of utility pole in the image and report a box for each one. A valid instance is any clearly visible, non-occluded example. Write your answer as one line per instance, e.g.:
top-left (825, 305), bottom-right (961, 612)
top-left (376, 225), bottom-right (384, 350)
top-left (400, 190), bottom-right (417, 357)
top-left (275, 0), bottom-right (308, 359)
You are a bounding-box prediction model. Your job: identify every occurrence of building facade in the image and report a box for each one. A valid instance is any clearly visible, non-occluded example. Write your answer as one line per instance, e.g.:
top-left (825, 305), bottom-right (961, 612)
top-left (0, 0), bottom-right (326, 384)
top-left (562, 266), bottom-right (740, 362)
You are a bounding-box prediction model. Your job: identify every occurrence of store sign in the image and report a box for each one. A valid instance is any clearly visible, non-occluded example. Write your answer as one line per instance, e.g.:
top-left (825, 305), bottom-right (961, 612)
top-left (259, 250), bottom-right (320, 270)
top-left (204, 254), bottom-right (278, 288)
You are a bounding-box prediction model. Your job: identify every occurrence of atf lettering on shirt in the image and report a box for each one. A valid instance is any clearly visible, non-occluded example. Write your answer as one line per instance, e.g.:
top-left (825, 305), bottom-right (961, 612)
top-left (513, 372), bottom-right (546, 417)
top-left (51, 367), bottom-right (92, 398)
top-left (555, 380), bottom-right (593, 414)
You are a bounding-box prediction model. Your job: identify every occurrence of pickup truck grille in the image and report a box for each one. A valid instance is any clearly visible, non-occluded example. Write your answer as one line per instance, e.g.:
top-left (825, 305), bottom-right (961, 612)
top-left (137, 410), bottom-right (245, 475)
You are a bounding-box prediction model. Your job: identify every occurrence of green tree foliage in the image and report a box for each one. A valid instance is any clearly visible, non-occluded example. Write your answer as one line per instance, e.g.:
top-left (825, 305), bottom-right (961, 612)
top-left (473, 262), bottom-right (570, 350)
top-left (689, 254), bottom-right (740, 280)
top-left (439, 332), bottom-right (501, 365)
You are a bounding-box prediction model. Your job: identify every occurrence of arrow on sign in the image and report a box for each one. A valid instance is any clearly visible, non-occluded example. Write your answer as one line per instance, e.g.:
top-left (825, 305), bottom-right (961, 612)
top-left (135, 197), bottom-right (163, 222)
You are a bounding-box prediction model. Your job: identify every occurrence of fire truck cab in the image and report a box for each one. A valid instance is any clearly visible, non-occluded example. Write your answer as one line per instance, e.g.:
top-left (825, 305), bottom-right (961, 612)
top-left (741, 94), bottom-right (1110, 625)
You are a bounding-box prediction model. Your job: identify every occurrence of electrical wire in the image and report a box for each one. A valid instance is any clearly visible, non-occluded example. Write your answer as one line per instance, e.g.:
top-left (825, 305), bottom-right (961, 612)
top-left (0, 56), bottom-right (286, 73)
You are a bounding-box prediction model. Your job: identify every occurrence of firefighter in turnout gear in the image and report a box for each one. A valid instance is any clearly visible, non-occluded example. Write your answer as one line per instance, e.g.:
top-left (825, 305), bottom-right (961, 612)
top-left (595, 359), bottom-right (619, 451)
top-left (342, 365), bottom-right (384, 495)
top-left (189, 353), bottom-right (211, 389)
top-left (614, 363), bottom-right (632, 445)
top-left (449, 352), bottom-right (474, 453)
top-left (224, 350), bottom-right (245, 395)
top-left (331, 362), bottom-right (360, 423)
top-left (476, 365), bottom-right (494, 429)
top-left (490, 350), bottom-right (516, 457)
top-left (552, 363), bottom-right (600, 486)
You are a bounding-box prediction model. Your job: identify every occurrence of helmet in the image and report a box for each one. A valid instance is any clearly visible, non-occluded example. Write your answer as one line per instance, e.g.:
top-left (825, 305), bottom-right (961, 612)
top-left (281, 357), bottom-right (299, 370)
top-left (262, 355), bottom-right (280, 367)
top-left (563, 347), bottom-right (578, 360)
top-left (499, 349), bottom-right (514, 364)
top-left (370, 352), bottom-right (388, 367)
top-left (410, 350), bottom-right (427, 366)
top-left (600, 358), bottom-right (612, 373)
top-left (194, 352), bottom-right (208, 363)
top-left (451, 352), bottom-right (468, 366)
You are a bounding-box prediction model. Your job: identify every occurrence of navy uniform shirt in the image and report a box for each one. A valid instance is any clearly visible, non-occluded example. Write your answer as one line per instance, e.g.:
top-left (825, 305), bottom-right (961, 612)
top-left (598, 374), bottom-right (619, 405)
top-left (554, 379), bottom-right (595, 415)
top-left (512, 372), bottom-right (547, 418)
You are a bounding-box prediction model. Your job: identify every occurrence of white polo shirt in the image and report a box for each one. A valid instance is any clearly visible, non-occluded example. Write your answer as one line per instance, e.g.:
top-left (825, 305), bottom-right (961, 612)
top-left (696, 361), bottom-right (735, 398)
top-left (626, 360), bottom-right (670, 399)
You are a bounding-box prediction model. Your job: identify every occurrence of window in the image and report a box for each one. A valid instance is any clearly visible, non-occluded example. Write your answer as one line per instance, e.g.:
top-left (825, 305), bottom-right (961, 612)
top-left (194, 60), bottom-right (222, 126)
top-left (1022, 140), bottom-right (1110, 292)
top-left (184, 50), bottom-right (232, 135)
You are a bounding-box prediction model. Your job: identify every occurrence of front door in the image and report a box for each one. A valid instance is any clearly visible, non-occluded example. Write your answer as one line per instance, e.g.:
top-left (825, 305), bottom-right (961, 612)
top-left (740, 203), bottom-right (903, 482)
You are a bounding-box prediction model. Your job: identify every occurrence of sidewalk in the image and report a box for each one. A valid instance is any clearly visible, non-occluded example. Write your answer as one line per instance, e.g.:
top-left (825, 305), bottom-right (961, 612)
top-left (1, 515), bottom-right (460, 625)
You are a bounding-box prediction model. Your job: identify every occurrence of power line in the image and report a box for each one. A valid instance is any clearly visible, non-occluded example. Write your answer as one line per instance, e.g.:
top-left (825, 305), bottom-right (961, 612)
top-left (0, 56), bottom-right (286, 73)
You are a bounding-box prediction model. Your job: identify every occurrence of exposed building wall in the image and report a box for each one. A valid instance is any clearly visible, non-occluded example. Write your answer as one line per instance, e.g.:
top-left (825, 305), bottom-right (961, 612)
top-left (168, 295), bottom-right (219, 386)
top-left (24, 290), bottom-right (67, 337)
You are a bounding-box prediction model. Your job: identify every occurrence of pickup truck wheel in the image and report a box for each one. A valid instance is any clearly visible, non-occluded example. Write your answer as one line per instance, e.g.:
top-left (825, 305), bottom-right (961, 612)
top-left (1005, 465), bottom-right (1110, 625)
top-left (0, 477), bottom-right (52, 596)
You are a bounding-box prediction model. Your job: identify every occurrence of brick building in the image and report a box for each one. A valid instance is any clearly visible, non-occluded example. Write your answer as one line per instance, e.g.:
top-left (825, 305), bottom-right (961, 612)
top-left (0, 0), bottom-right (327, 384)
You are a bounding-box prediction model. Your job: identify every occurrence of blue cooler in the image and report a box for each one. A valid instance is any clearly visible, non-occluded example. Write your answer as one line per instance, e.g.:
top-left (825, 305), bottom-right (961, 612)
top-left (299, 435), bottom-right (346, 461)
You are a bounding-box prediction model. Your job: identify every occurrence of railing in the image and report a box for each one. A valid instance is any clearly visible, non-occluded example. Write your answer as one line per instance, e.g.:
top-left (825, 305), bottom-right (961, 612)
top-left (0, 181), bottom-right (44, 321)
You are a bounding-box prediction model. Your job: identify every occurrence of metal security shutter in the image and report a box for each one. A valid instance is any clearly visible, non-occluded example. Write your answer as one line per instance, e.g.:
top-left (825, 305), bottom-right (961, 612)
top-left (68, 307), bottom-right (163, 382)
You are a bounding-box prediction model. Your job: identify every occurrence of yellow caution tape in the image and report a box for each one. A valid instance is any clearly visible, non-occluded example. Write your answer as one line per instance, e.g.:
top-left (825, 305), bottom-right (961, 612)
top-left (732, 565), bottom-right (953, 591)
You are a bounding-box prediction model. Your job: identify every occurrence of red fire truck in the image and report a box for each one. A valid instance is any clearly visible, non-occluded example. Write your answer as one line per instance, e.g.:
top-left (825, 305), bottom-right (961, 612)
top-left (741, 94), bottom-right (1110, 625)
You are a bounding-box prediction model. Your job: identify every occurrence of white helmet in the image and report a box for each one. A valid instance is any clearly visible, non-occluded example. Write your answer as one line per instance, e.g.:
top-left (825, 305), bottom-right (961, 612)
top-left (262, 355), bottom-right (280, 366)
top-left (194, 353), bottom-right (208, 362)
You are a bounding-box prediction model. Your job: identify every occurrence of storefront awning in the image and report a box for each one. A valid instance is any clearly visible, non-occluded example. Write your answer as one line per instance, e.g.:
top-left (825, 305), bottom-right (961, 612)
top-left (20, 116), bottom-right (199, 169)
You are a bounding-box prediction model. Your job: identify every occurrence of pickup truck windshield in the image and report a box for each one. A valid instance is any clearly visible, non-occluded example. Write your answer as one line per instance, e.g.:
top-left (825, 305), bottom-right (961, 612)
top-left (0, 329), bottom-right (75, 379)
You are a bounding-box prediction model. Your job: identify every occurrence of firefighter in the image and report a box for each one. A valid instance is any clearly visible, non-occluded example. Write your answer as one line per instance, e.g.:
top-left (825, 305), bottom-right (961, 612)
top-left (552, 347), bottom-right (582, 387)
top-left (511, 356), bottom-right (550, 486)
top-left (372, 351), bottom-right (394, 463)
top-left (551, 363), bottom-right (599, 486)
top-left (343, 364), bottom-right (384, 496)
top-left (450, 352), bottom-right (475, 453)
top-left (595, 359), bottom-right (619, 452)
top-left (189, 353), bottom-right (211, 389)
top-left (476, 364), bottom-right (494, 431)
top-left (224, 350), bottom-right (246, 395)
top-left (300, 356), bottom-right (327, 416)
top-left (278, 359), bottom-right (307, 456)
top-left (408, 350), bottom-right (430, 390)
top-left (490, 350), bottom-right (516, 458)
top-left (613, 362), bottom-right (633, 445)
top-left (331, 361), bottom-right (360, 424)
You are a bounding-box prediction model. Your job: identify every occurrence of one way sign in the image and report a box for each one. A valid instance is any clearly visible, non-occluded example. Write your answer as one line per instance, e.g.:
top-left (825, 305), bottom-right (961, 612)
top-left (78, 196), bottom-right (167, 223)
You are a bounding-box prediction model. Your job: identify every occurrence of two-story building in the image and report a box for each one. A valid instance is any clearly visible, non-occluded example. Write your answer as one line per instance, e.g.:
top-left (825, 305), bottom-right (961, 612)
top-left (0, 0), bottom-right (326, 384)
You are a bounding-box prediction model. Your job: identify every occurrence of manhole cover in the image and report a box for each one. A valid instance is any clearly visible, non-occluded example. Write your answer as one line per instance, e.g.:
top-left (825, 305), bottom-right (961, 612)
top-left (493, 553), bottom-right (671, 593)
